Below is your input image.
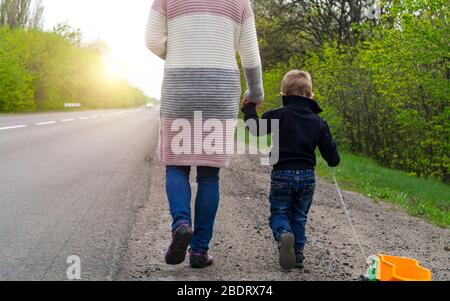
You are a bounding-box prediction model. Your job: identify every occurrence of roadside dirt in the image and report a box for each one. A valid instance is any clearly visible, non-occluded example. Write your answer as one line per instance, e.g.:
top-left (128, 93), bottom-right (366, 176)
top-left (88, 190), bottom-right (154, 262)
top-left (117, 149), bottom-right (450, 281)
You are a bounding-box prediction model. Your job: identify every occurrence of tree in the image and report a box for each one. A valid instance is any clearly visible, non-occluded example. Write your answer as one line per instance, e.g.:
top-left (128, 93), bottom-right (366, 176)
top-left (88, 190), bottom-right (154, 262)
top-left (0, 27), bottom-right (149, 112)
top-left (0, 0), bottom-right (44, 29)
top-left (28, 0), bottom-right (44, 29)
top-left (254, 0), bottom-right (391, 69)
top-left (52, 22), bottom-right (83, 47)
top-left (256, 0), bottom-right (449, 181)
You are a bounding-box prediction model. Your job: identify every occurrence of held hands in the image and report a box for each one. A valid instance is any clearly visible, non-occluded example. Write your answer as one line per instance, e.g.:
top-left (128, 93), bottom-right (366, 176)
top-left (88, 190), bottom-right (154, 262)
top-left (241, 98), bottom-right (262, 111)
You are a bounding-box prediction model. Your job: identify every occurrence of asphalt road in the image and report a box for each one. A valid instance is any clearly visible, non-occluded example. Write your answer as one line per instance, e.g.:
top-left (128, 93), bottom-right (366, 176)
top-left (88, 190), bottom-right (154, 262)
top-left (0, 108), bottom-right (159, 280)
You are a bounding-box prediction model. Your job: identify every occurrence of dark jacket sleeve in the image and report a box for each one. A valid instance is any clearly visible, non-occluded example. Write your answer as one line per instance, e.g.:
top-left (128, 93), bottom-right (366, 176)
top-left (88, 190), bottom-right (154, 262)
top-left (318, 120), bottom-right (341, 167)
top-left (241, 103), bottom-right (274, 137)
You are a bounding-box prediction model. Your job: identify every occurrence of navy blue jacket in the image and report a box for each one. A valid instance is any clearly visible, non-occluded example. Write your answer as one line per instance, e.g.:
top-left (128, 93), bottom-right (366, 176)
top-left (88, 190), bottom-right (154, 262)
top-left (242, 95), bottom-right (341, 170)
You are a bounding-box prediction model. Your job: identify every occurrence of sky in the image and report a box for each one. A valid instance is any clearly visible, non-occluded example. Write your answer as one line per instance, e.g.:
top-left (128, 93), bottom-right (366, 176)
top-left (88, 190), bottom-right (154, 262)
top-left (42, 0), bottom-right (164, 99)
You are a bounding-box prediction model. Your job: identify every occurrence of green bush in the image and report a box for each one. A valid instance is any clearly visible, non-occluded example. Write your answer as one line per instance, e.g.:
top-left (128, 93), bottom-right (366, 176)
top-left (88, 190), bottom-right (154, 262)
top-left (0, 47), bottom-right (34, 111)
top-left (0, 26), bottom-right (150, 112)
top-left (258, 1), bottom-right (449, 182)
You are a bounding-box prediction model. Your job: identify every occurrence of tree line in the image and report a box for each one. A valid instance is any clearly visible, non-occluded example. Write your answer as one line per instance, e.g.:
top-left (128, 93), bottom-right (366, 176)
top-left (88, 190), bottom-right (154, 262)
top-left (0, 0), bottom-right (152, 112)
top-left (0, 0), bottom-right (44, 29)
top-left (252, 0), bottom-right (449, 182)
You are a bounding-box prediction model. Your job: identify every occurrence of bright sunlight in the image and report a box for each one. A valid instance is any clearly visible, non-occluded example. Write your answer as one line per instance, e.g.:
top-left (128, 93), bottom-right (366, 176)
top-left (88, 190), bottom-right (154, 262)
top-left (43, 0), bottom-right (165, 99)
top-left (102, 52), bottom-right (126, 82)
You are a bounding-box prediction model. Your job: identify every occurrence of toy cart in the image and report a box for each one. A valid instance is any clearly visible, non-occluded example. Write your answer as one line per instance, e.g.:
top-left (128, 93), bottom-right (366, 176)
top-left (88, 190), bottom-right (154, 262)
top-left (366, 254), bottom-right (432, 282)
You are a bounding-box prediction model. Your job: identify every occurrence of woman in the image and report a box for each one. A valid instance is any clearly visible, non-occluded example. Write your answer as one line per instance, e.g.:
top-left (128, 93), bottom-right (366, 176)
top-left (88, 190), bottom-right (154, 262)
top-left (145, 0), bottom-right (264, 269)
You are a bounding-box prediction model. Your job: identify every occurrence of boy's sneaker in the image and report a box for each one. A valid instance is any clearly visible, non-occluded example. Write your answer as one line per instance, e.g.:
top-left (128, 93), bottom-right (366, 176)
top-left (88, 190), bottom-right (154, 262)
top-left (278, 232), bottom-right (296, 270)
top-left (165, 223), bottom-right (193, 265)
top-left (295, 252), bottom-right (305, 269)
top-left (190, 252), bottom-right (214, 269)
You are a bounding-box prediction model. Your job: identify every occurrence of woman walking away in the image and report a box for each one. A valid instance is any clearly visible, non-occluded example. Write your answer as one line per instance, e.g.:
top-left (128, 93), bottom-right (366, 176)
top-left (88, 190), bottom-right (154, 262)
top-left (145, 0), bottom-right (264, 269)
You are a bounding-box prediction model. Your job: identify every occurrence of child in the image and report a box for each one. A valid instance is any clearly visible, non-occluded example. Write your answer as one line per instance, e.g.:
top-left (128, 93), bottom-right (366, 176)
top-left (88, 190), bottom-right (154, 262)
top-left (241, 70), bottom-right (340, 270)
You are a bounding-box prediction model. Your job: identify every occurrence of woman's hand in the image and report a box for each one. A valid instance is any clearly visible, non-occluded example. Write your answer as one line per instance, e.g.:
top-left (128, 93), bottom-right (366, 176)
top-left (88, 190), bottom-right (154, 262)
top-left (241, 98), bottom-right (250, 106)
top-left (242, 98), bottom-right (262, 111)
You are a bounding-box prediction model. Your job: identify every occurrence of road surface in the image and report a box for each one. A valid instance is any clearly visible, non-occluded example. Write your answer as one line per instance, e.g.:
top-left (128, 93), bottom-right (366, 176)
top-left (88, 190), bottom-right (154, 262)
top-left (0, 108), bottom-right (158, 280)
top-left (0, 108), bottom-right (448, 281)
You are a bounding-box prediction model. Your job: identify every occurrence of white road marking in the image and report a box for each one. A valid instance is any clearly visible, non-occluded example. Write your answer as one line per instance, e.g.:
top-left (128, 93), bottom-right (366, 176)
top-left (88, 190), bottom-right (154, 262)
top-left (0, 125), bottom-right (27, 131)
top-left (35, 121), bottom-right (56, 126)
top-left (0, 111), bottom-right (131, 132)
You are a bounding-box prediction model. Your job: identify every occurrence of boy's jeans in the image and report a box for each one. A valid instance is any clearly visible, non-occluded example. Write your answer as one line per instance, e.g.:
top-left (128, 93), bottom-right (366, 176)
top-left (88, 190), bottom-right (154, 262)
top-left (166, 166), bottom-right (220, 253)
top-left (269, 170), bottom-right (316, 253)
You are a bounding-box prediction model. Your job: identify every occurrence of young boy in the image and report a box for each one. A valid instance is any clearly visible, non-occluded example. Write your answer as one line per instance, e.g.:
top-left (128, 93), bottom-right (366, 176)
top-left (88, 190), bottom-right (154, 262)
top-left (241, 70), bottom-right (340, 270)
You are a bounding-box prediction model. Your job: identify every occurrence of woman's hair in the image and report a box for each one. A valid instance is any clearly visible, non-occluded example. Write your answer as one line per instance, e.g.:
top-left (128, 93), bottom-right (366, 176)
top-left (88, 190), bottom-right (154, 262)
top-left (281, 70), bottom-right (314, 98)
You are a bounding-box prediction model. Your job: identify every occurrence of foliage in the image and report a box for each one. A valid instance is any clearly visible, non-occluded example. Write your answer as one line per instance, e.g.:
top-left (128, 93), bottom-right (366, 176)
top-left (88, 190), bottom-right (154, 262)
top-left (0, 45), bottom-right (34, 111)
top-left (253, 0), bottom-right (387, 69)
top-left (255, 0), bottom-right (449, 181)
top-left (0, 26), bottom-right (151, 112)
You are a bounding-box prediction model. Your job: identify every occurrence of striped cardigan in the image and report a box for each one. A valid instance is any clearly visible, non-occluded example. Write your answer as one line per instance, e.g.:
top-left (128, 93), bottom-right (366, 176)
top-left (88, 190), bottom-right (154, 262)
top-left (146, 0), bottom-right (264, 168)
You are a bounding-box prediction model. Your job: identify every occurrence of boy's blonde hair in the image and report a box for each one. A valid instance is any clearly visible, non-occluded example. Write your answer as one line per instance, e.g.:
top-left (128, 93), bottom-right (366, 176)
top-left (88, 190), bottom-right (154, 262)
top-left (281, 70), bottom-right (314, 98)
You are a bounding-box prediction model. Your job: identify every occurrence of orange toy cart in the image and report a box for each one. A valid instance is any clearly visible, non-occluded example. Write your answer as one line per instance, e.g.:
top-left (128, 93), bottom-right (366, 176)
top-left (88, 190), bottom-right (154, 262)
top-left (366, 254), bottom-right (432, 282)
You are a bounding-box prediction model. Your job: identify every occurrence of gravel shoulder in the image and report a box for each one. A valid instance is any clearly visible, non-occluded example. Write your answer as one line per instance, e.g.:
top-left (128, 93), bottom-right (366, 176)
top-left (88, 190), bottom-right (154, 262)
top-left (117, 146), bottom-right (450, 281)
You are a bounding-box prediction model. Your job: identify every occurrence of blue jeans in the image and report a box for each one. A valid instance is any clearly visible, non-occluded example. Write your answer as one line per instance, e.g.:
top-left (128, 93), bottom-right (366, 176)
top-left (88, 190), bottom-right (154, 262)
top-left (166, 166), bottom-right (220, 253)
top-left (269, 170), bottom-right (316, 252)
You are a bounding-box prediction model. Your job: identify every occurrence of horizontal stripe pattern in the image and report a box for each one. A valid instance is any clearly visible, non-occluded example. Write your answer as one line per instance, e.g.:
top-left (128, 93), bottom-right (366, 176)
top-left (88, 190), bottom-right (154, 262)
top-left (145, 10), bottom-right (167, 59)
top-left (238, 17), bottom-right (261, 69)
top-left (165, 14), bottom-right (240, 69)
top-left (152, 0), bottom-right (167, 16)
top-left (166, 0), bottom-right (248, 23)
top-left (160, 68), bottom-right (241, 119)
top-left (160, 117), bottom-right (236, 168)
top-left (147, 0), bottom-right (264, 167)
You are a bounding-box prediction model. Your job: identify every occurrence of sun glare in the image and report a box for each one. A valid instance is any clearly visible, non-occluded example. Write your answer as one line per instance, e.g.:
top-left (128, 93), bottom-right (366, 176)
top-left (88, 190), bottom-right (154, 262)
top-left (102, 52), bottom-right (125, 81)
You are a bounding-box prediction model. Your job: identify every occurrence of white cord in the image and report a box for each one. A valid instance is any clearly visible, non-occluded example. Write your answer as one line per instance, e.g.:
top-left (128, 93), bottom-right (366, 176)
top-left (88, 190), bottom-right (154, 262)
top-left (330, 167), bottom-right (369, 263)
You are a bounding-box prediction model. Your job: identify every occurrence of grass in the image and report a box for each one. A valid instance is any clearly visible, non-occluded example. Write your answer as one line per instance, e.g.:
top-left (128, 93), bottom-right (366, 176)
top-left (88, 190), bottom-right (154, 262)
top-left (236, 122), bottom-right (450, 228)
top-left (316, 152), bottom-right (450, 228)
